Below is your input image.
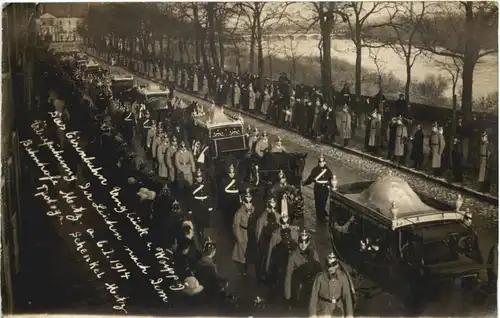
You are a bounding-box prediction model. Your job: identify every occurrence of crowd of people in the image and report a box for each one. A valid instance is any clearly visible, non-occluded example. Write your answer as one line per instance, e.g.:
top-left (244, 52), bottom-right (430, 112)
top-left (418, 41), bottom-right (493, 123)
top-left (91, 47), bottom-right (497, 195)
top-left (40, 51), bottom-right (358, 317)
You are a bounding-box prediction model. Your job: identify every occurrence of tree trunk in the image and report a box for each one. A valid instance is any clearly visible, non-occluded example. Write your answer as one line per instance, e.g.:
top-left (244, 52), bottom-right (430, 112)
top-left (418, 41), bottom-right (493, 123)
top-left (178, 36), bottom-right (184, 64)
top-left (461, 2), bottom-right (478, 120)
top-left (257, 17), bottom-right (265, 94)
top-left (405, 59), bottom-right (411, 107)
top-left (354, 38), bottom-right (362, 104)
top-left (193, 4), bottom-right (201, 64)
top-left (320, 17), bottom-right (334, 107)
top-left (249, 18), bottom-right (257, 74)
top-left (219, 35), bottom-right (225, 71)
top-left (268, 54), bottom-right (273, 80)
top-left (207, 3), bottom-right (220, 74)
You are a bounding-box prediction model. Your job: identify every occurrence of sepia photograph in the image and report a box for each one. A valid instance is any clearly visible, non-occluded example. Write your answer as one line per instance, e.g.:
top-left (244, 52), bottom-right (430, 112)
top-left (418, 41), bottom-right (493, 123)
top-left (1, 2), bottom-right (498, 317)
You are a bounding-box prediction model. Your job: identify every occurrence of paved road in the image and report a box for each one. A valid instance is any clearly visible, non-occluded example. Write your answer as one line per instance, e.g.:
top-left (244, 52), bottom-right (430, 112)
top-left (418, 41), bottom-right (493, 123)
top-left (96, 59), bottom-right (497, 317)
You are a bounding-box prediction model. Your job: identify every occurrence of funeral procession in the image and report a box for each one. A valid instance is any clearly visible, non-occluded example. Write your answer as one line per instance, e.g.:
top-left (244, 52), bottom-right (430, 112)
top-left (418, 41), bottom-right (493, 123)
top-left (2, 2), bottom-right (498, 318)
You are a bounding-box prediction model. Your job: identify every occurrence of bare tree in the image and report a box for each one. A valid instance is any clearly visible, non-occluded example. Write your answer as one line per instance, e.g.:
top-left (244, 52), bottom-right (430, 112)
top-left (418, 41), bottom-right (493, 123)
top-left (333, 2), bottom-right (393, 104)
top-left (385, 1), bottom-right (428, 107)
top-left (368, 46), bottom-right (388, 111)
top-left (281, 36), bottom-right (305, 84)
top-left (237, 2), bottom-right (288, 93)
top-left (417, 1), bottom-right (498, 119)
top-left (428, 54), bottom-right (462, 163)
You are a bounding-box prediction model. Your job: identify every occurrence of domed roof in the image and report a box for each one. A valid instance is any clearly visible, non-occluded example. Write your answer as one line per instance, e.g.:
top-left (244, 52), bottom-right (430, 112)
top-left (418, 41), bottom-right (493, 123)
top-left (355, 175), bottom-right (433, 219)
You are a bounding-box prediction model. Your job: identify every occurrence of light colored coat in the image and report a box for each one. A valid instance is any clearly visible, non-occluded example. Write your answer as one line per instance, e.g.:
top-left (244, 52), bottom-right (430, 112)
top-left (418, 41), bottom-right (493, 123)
top-left (368, 118), bottom-right (382, 147)
top-left (254, 138), bottom-right (270, 157)
top-left (478, 140), bottom-right (490, 182)
top-left (248, 88), bottom-right (256, 110)
top-left (174, 149), bottom-right (196, 186)
top-left (232, 205), bottom-right (255, 264)
top-left (193, 75), bottom-right (198, 92)
top-left (234, 85), bottom-right (241, 106)
top-left (156, 142), bottom-right (169, 178)
top-left (339, 111), bottom-right (352, 140)
top-left (151, 136), bottom-right (162, 160)
top-left (429, 132), bottom-right (446, 168)
top-left (261, 92), bottom-right (271, 115)
top-left (165, 145), bottom-right (178, 182)
top-left (394, 124), bottom-right (408, 157)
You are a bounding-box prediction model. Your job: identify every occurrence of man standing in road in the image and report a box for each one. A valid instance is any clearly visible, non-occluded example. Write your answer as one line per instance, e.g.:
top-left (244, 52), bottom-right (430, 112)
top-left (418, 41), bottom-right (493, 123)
top-left (269, 136), bottom-right (287, 153)
top-left (339, 104), bottom-right (352, 147)
top-left (309, 253), bottom-right (354, 318)
top-left (254, 131), bottom-right (270, 158)
top-left (190, 169), bottom-right (213, 240)
top-left (285, 231), bottom-right (321, 307)
top-left (429, 123), bottom-right (445, 177)
top-left (165, 136), bottom-right (179, 186)
top-left (232, 191), bottom-right (256, 277)
top-left (175, 140), bottom-right (196, 191)
top-left (302, 154), bottom-right (333, 228)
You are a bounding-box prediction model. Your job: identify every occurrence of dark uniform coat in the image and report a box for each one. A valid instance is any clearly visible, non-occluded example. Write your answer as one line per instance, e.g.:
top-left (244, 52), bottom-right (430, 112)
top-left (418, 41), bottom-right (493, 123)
top-left (309, 271), bottom-right (354, 317)
top-left (190, 181), bottom-right (213, 229)
top-left (284, 248), bottom-right (321, 301)
top-left (266, 226), bottom-right (299, 272)
top-left (232, 204), bottom-right (255, 264)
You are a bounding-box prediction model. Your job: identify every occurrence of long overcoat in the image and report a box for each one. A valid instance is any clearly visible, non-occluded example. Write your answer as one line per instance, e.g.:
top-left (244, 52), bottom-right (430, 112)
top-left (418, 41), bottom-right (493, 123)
top-left (261, 92), bottom-right (271, 115)
top-left (248, 88), bottom-right (256, 110)
top-left (429, 132), bottom-right (446, 168)
top-left (157, 142), bottom-right (170, 178)
top-left (338, 111), bottom-right (352, 140)
top-left (175, 149), bottom-right (196, 186)
top-left (232, 205), bottom-right (255, 264)
top-left (394, 124), bottom-right (408, 157)
top-left (193, 75), bottom-right (198, 93)
top-left (165, 145), bottom-right (178, 182)
top-left (368, 118), bottom-right (382, 147)
top-left (234, 85), bottom-right (241, 106)
top-left (478, 140), bottom-right (490, 182)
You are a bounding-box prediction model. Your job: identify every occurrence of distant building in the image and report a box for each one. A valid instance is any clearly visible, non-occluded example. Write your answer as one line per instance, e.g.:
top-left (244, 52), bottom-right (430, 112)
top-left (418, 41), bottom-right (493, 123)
top-left (36, 12), bottom-right (83, 43)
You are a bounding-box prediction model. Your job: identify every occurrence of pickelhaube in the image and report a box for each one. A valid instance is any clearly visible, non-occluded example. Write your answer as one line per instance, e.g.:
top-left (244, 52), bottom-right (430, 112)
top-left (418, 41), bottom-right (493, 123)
top-left (298, 230), bottom-right (311, 244)
top-left (195, 168), bottom-right (203, 178)
top-left (326, 252), bottom-right (339, 268)
top-left (278, 169), bottom-right (286, 179)
top-left (203, 237), bottom-right (216, 253)
top-left (319, 154), bottom-right (326, 163)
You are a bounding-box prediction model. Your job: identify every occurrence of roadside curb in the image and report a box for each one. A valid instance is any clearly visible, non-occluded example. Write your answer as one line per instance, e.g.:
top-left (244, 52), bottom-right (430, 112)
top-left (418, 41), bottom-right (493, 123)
top-left (85, 52), bottom-right (498, 206)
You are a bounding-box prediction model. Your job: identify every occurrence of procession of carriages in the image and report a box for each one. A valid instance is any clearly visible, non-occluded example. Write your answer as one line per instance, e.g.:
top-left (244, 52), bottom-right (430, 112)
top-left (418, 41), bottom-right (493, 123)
top-left (56, 51), bottom-right (496, 314)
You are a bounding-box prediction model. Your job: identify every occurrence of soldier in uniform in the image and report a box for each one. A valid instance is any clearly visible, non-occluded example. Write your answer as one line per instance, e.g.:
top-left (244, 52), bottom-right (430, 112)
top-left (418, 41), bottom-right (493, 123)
top-left (451, 135), bottom-right (464, 182)
top-left (367, 110), bottom-right (382, 155)
top-left (232, 191), bottom-right (256, 276)
top-left (309, 253), bottom-right (354, 318)
top-left (166, 137), bottom-right (179, 186)
top-left (269, 136), bottom-right (287, 153)
top-left (429, 123), bottom-right (446, 176)
top-left (196, 238), bottom-right (230, 300)
top-left (248, 128), bottom-right (260, 154)
top-left (284, 231), bottom-right (321, 305)
top-left (254, 131), bottom-right (270, 158)
top-left (122, 104), bottom-right (135, 143)
top-left (190, 169), bottom-right (213, 240)
top-left (255, 197), bottom-right (280, 284)
top-left (156, 134), bottom-right (170, 179)
top-left (146, 121), bottom-right (157, 158)
top-left (265, 214), bottom-right (299, 291)
top-left (175, 140), bottom-right (196, 191)
top-left (302, 154), bottom-right (333, 227)
top-left (220, 164), bottom-right (242, 225)
top-left (478, 131), bottom-right (491, 192)
top-left (394, 115), bottom-right (408, 164)
top-left (270, 169), bottom-right (293, 203)
top-left (151, 126), bottom-right (164, 171)
top-left (141, 113), bottom-right (154, 151)
top-left (339, 104), bottom-right (352, 146)
top-left (410, 124), bottom-right (425, 170)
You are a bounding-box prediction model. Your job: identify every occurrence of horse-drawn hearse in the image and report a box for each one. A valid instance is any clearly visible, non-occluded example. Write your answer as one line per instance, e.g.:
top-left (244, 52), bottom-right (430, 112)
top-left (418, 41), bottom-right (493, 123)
top-left (328, 175), bottom-right (491, 311)
top-left (110, 75), bottom-right (134, 100)
top-left (134, 84), bottom-right (172, 123)
top-left (188, 106), bottom-right (307, 208)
